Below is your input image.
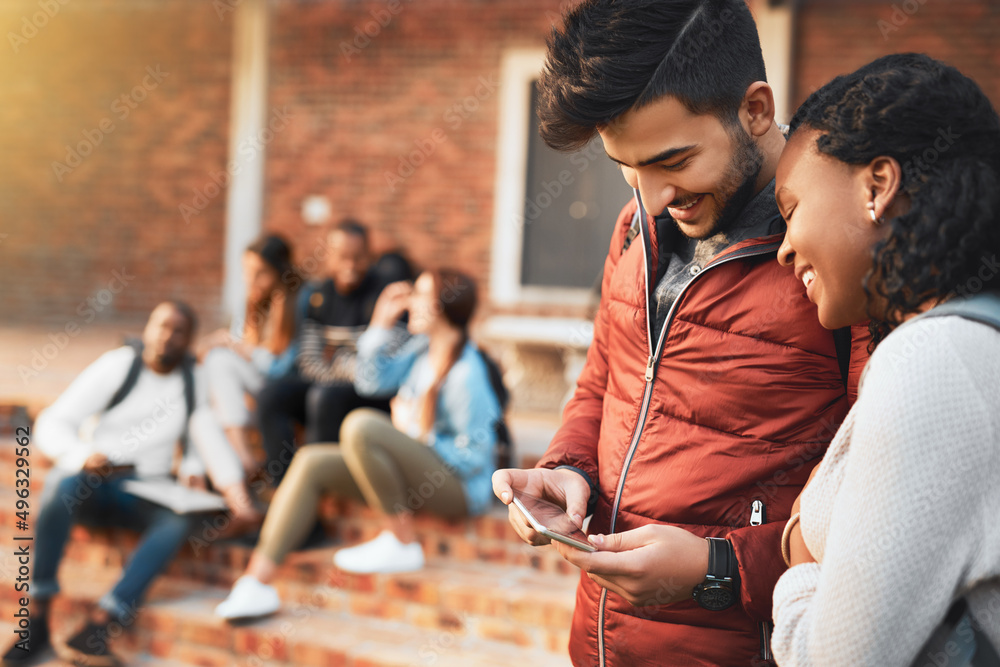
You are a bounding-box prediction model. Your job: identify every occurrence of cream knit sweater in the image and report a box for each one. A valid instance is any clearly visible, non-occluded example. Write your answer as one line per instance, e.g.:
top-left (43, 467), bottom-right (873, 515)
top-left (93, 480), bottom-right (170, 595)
top-left (772, 315), bottom-right (1000, 666)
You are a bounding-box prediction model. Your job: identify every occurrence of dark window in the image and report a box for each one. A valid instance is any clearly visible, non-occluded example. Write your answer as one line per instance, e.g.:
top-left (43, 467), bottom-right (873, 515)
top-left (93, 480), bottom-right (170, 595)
top-left (520, 82), bottom-right (634, 289)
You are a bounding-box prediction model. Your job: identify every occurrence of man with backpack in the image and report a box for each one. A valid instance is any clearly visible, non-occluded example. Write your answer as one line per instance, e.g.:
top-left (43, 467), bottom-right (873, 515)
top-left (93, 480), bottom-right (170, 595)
top-left (2, 301), bottom-right (247, 666)
top-left (492, 1), bottom-right (869, 664)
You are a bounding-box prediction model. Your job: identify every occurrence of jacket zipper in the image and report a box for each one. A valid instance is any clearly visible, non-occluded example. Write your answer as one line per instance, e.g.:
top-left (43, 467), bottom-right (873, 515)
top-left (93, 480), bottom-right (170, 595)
top-left (597, 194), bottom-right (782, 666)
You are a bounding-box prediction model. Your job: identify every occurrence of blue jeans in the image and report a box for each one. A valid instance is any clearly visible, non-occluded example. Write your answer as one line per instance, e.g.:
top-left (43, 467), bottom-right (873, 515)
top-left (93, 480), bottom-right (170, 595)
top-left (32, 469), bottom-right (194, 621)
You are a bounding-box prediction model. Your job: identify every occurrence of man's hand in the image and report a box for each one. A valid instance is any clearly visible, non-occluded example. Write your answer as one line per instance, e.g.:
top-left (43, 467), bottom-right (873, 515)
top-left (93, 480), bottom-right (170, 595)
top-left (82, 453), bottom-right (111, 473)
top-left (492, 467), bottom-right (591, 546)
top-left (551, 524), bottom-right (711, 607)
top-left (178, 473), bottom-right (208, 491)
top-left (220, 484), bottom-right (263, 527)
top-left (370, 281), bottom-right (413, 330)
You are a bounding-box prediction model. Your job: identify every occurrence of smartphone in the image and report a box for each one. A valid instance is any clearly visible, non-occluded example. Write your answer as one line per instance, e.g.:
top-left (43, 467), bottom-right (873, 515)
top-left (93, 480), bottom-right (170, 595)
top-left (511, 491), bottom-right (596, 552)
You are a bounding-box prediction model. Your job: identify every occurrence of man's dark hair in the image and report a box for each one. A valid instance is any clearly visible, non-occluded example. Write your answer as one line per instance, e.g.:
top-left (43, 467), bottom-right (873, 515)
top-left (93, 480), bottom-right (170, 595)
top-left (332, 217), bottom-right (369, 247)
top-left (788, 53), bottom-right (1000, 348)
top-left (538, 0), bottom-right (767, 152)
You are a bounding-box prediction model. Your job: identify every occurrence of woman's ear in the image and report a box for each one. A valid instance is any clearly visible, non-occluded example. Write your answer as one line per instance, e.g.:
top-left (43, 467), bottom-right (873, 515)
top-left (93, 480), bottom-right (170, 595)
top-left (868, 156), bottom-right (904, 222)
top-left (743, 82), bottom-right (776, 138)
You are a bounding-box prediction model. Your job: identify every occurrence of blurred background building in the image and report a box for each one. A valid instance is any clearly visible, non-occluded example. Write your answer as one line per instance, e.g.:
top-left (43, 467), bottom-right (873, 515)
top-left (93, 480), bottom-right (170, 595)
top-left (1, 0), bottom-right (998, 409)
top-left (1, 2), bottom-right (998, 665)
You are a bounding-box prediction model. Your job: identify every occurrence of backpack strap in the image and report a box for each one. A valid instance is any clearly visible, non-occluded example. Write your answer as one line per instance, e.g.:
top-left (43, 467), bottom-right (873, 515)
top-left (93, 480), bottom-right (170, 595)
top-left (178, 354), bottom-right (196, 456)
top-left (106, 339), bottom-right (145, 412)
top-left (106, 339), bottom-right (197, 456)
top-left (475, 347), bottom-right (513, 469)
top-left (916, 292), bottom-right (1000, 332)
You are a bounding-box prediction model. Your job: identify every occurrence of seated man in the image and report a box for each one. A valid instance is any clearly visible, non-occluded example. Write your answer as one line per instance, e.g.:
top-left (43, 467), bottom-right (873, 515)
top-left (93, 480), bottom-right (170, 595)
top-left (255, 219), bottom-right (412, 484)
top-left (2, 301), bottom-right (248, 666)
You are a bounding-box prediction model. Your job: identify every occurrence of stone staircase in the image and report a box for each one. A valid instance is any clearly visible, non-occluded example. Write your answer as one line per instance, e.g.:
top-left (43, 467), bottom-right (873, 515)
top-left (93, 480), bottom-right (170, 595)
top-left (0, 406), bottom-right (577, 666)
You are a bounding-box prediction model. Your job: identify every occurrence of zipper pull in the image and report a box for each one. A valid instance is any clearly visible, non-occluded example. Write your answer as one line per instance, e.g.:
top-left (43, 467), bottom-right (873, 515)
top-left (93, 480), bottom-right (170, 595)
top-left (644, 355), bottom-right (655, 382)
top-left (750, 500), bottom-right (765, 526)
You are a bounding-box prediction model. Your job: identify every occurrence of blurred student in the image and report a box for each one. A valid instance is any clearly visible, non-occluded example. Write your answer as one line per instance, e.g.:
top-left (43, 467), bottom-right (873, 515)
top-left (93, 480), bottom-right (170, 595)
top-left (196, 233), bottom-right (307, 476)
top-left (2, 302), bottom-right (248, 666)
top-left (255, 219), bottom-right (411, 484)
top-left (214, 270), bottom-right (501, 620)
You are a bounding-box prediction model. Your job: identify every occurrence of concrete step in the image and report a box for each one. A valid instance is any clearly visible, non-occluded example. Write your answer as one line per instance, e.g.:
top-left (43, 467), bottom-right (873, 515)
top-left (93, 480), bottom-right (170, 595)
top-left (0, 524), bottom-right (576, 648)
top-left (0, 566), bottom-right (572, 666)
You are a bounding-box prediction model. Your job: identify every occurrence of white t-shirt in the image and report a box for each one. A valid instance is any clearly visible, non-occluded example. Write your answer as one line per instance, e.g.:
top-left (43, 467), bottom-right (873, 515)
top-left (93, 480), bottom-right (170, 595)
top-left (35, 346), bottom-right (240, 487)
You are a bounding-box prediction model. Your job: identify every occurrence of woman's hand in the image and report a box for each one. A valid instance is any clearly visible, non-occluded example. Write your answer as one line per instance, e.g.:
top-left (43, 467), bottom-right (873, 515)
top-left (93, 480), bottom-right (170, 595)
top-left (194, 328), bottom-right (234, 361)
top-left (551, 524), bottom-right (711, 607)
top-left (370, 281), bottom-right (413, 329)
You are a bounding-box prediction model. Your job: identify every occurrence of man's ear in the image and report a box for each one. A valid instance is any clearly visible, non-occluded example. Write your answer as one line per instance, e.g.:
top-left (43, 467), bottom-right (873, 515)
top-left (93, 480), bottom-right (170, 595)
top-left (867, 155), bottom-right (904, 221)
top-left (742, 82), bottom-right (775, 138)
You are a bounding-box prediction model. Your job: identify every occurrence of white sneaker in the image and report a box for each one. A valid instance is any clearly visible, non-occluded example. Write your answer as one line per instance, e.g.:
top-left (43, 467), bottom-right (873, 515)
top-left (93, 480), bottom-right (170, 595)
top-left (214, 575), bottom-right (281, 621)
top-left (333, 530), bottom-right (425, 574)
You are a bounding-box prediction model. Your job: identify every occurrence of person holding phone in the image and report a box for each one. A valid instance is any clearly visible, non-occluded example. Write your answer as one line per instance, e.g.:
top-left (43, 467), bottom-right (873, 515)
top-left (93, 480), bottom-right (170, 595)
top-left (2, 302), bottom-right (248, 666)
top-left (214, 269), bottom-right (502, 621)
top-left (492, 1), bottom-right (869, 664)
top-left (769, 53), bottom-right (1000, 665)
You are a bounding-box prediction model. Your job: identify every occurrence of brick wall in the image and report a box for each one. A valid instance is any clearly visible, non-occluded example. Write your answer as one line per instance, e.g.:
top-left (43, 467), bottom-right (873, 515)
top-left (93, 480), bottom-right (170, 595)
top-left (263, 0), bottom-right (572, 320)
top-left (793, 0), bottom-right (1000, 109)
top-left (0, 0), bottom-right (231, 326)
top-left (4, 0), bottom-right (998, 328)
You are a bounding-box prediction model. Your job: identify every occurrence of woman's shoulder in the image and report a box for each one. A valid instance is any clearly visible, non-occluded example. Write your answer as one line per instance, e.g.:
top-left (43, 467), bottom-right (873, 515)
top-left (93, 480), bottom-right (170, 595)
top-left (872, 314), bottom-right (1000, 377)
top-left (863, 314), bottom-right (1000, 431)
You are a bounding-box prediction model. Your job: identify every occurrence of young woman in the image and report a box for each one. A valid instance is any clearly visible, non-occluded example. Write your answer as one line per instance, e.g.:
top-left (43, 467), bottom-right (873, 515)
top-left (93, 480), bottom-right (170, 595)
top-left (196, 234), bottom-right (305, 476)
top-left (771, 53), bottom-right (1000, 665)
top-left (214, 269), bottom-right (501, 620)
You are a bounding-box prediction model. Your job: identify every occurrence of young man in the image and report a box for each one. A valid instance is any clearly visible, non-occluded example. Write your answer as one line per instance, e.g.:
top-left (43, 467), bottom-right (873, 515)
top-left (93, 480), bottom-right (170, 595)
top-left (2, 301), bottom-right (249, 666)
top-left (493, 1), bottom-right (868, 665)
top-left (255, 219), bottom-right (412, 484)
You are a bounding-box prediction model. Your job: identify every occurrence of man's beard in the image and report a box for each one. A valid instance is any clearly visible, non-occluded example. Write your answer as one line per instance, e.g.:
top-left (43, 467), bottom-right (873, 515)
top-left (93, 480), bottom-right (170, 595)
top-left (682, 124), bottom-right (765, 239)
top-left (156, 346), bottom-right (187, 370)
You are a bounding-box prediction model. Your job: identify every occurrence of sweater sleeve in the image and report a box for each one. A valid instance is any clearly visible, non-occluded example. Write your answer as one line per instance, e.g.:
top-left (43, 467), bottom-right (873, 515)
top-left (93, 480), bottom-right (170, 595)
top-left (535, 201), bottom-right (636, 485)
top-left (354, 326), bottom-right (422, 398)
top-left (771, 319), bottom-right (997, 666)
top-left (34, 347), bottom-right (135, 471)
top-left (297, 320), bottom-right (359, 384)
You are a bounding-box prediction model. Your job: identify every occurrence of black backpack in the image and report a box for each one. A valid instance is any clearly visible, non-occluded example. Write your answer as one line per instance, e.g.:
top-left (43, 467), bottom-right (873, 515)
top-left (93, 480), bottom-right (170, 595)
top-left (475, 349), bottom-right (513, 470)
top-left (107, 339), bottom-right (196, 454)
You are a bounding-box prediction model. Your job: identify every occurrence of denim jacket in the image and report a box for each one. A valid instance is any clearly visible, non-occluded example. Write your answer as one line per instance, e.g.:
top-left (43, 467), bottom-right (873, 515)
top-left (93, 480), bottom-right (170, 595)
top-left (354, 327), bottom-right (501, 515)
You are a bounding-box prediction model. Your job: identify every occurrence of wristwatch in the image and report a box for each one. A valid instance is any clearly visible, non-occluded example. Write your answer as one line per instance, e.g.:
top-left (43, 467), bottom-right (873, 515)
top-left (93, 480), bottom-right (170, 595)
top-left (692, 537), bottom-right (740, 611)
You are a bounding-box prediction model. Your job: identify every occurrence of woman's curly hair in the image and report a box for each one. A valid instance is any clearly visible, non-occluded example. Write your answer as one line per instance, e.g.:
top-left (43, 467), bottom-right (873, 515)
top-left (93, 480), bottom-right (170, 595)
top-left (788, 53), bottom-right (1000, 349)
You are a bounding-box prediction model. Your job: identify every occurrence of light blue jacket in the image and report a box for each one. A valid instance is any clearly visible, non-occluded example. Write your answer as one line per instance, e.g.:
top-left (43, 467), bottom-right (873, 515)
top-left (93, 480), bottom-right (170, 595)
top-left (354, 327), bottom-right (501, 516)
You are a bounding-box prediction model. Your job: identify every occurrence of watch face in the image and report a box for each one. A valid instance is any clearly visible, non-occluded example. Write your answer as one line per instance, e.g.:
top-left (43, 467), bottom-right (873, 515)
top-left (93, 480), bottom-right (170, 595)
top-left (695, 585), bottom-right (735, 611)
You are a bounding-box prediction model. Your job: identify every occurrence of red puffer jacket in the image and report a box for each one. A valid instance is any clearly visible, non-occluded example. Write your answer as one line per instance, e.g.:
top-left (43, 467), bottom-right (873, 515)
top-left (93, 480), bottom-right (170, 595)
top-left (538, 198), bottom-right (869, 667)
